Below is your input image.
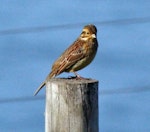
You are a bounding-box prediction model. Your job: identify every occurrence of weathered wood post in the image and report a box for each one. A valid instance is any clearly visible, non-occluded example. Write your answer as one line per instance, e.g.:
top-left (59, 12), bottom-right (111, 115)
top-left (45, 78), bottom-right (98, 132)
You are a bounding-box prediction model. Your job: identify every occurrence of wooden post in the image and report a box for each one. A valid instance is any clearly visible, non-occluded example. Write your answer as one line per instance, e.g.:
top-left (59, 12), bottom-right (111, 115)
top-left (45, 78), bottom-right (98, 132)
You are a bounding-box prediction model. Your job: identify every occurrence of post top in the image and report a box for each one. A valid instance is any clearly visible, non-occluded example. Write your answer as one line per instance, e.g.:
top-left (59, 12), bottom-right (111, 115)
top-left (46, 78), bottom-right (98, 84)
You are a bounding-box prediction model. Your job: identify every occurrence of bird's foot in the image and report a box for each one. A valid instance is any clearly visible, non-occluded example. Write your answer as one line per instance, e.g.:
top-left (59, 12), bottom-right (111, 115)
top-left (68, 75), bottom-right (90, 80)
top-left (73, 72), bottom-right (90, 80)
top-left (75, 76), bottom-right (86, 80)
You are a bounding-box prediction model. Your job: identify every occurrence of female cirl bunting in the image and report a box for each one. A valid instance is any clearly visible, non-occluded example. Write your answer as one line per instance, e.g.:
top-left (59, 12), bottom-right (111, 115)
top-left (34, 24), bottom-right (98, 96)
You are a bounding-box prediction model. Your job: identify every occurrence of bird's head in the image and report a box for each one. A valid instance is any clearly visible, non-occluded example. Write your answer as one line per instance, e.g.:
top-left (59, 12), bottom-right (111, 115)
top-left (80, 24), bottom-right (97, 41)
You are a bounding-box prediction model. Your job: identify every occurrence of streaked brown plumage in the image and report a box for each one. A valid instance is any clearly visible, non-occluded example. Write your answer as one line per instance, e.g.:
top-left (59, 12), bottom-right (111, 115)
top-left (34, 24), bottom-right (98, 96)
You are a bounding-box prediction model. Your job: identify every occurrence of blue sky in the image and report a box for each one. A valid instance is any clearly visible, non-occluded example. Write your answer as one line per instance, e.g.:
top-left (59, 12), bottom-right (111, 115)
top-left (0, 1), bottom-right (150, 132)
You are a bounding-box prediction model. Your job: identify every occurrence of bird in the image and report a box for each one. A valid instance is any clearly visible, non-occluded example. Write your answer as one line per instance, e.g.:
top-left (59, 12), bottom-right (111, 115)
top-left (34, 24), bottom-right (98, 96)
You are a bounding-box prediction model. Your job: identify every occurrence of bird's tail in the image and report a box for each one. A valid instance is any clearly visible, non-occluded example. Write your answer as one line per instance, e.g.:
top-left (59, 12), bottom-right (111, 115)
top-left (34, 81), bottom-right (45, 96)
top-left (34, 71), bottom-right (56, 96)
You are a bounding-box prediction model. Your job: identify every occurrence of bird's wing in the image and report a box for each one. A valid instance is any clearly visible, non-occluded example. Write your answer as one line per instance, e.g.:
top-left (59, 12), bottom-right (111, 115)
top-left (51, 39), bottom-right (86, 76)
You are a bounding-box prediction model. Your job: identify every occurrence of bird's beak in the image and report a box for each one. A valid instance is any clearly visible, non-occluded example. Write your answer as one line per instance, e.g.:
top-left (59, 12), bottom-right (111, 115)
top-left (91, 34), bottom-right (96, 38)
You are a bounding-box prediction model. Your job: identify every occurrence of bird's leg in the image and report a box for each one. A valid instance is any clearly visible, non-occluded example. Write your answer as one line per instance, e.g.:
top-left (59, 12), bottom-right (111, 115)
top-left (73, 72), bottom-right (85, 80)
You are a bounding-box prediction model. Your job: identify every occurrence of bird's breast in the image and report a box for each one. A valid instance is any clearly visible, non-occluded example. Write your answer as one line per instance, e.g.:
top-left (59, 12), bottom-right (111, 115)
top-left (68, 40), bottom-right (98, 72)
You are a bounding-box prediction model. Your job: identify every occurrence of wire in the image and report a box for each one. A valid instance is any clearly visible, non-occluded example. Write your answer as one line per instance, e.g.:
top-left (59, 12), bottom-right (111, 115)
top-left (0, 17), bottom-right (150, 104)
top-left (0, 85), bottom-right (150, 104)
top-left (0, 95), bottom-right (44, 104)
top-left (0, 17), bottom-right (150, 35)
top-left (100, 85), bottom-right (150, 95)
